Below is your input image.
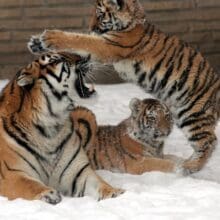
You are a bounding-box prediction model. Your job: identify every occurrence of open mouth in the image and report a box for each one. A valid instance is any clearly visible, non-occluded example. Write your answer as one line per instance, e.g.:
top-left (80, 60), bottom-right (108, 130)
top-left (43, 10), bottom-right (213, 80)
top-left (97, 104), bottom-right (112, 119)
top-left (75, 71), bottom-right (96, 98)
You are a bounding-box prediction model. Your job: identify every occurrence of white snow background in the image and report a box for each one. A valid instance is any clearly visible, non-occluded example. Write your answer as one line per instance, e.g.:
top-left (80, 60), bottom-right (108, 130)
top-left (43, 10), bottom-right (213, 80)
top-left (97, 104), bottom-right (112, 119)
top-left (0, 81), bottom-right (220, 220)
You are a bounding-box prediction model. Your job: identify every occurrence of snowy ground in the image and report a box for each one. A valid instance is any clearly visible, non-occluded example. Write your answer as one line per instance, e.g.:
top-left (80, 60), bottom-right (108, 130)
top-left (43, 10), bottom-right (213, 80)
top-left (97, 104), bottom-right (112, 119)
top-left (0, 81), bottom-right (220, 220)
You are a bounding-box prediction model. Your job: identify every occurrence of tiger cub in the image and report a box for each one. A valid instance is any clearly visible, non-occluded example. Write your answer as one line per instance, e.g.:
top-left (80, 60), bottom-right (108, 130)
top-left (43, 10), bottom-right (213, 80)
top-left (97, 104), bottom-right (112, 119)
top-left (72, 98), bottom-right (181, 175)
top-left (0, 52), bottom-right (123, 204)
top-left (28, 0), bottom-right (220, 173)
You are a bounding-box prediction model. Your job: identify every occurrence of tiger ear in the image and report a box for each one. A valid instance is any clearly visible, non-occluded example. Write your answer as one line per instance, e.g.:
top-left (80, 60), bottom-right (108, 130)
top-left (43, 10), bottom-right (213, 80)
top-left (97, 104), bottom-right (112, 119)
top-left (129, 98), bottom-right (141, 114)
top-left (108, 0), bottom-right (124, 10)
top-left (16, 71), bottom-right (34, 87)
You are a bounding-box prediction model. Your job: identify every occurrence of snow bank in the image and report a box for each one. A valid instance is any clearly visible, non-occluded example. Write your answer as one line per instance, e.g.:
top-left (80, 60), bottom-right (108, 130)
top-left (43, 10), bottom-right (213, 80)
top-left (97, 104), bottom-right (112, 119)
top-left (0, 81), bottom-right (220, 220)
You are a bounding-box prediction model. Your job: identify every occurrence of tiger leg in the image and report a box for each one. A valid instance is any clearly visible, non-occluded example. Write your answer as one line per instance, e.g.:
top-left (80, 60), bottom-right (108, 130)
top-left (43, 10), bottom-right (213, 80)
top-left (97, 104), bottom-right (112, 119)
top-left (125, 156), bottom-right (183, 175)
top-left (28, 30), bottom-right (127, 62)
top-left (71, 163), bottom-right (124, 200)
top-left (180, 121), bottom-right (216, 174)
top-left (0, 163), bottom-right (61, 204)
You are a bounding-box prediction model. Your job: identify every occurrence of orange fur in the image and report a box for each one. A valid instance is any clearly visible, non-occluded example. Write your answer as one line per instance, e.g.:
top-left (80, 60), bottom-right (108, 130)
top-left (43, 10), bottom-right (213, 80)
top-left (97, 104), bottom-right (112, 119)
top-left (71, 101), bottom-right (182, 175)
top-left (28, 0), bottom-right (220, 173)
top-left (0, 52), bottom-right (123, 204)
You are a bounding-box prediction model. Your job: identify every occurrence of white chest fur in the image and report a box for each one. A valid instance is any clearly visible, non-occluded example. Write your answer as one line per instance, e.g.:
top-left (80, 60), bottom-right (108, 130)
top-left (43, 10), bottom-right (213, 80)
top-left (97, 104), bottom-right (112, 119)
top-left (113, 60), bottom-right (138, 82)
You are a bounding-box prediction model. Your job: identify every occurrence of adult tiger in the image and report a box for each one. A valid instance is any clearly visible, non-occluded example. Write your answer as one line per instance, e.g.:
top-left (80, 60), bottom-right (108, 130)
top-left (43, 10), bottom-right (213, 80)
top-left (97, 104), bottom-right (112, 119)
top-left (28, 0), bottom-right (220, 174)
top-left (0, 52), bottom-right (123, 204)
top-left (72, 98), bottom-right (181, 174)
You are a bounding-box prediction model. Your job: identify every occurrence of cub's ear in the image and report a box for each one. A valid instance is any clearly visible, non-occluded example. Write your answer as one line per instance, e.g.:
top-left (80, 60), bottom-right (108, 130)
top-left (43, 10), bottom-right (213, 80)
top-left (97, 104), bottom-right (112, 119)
top-left (129, 98), bottom-right (142, 115)
top-left (108, 0), bottom-right (124, 10)
top-left (16, 71), bottom-right (34, 87)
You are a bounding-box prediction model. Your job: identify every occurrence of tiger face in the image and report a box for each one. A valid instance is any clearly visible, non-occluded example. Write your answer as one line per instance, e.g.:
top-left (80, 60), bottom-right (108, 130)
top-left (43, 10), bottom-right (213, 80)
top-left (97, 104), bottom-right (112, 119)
top-left (16, 52), bottom-right (96, 116)
top-left (128, 98), bottom-right (173, 144)
top-left (90, 0), bottom-right (145, 34)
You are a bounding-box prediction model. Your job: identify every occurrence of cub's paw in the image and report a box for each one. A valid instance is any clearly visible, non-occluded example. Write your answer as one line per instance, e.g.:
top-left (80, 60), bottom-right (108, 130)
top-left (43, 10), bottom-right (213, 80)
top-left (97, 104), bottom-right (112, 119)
top-left (28, 30), bottom-right (65, 54)
top-left (183, 158), bottom-right (204, 175)
top-left (99, 184), bottom-right (124, 200)
top-left (38, 189), bottom-right (62, 205)
top-left (28, 35), bottom-right (48, 54)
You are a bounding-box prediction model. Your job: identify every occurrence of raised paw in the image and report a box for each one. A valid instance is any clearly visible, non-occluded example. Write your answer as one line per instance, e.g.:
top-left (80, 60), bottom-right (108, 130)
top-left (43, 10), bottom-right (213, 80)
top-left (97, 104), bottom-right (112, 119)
top-left (28, 35), bottom-right (48, 54)
top-left (28, 30), bottom-right (66, 54)
top-left (38, 189), bottom-right (62, 205)
top-left (99, 184), bottom-right (124, 200)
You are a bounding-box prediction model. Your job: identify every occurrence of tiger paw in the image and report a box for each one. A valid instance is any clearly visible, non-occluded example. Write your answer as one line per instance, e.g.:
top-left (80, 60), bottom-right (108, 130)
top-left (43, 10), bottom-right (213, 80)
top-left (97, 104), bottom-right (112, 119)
top-left (28, 30), bottom-right (65, 54)
top-left (28, 35), bottom-right (48, 54)
top-left (183, 158), bottom-right (204, 175)
top-left (38, 189), bottom-right (62, 205)
top-left (99, 184), bottom-right (124, 200)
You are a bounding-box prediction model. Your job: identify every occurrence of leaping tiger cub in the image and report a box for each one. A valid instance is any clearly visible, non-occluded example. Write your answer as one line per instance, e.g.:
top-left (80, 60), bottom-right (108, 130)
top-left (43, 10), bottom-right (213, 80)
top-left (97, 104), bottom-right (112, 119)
top-left (28, 0), bottom-right (220, 174)
top-left (0, 52), bottom-right (123, 204)
top-left (72, 98), bottom-right (182, 175)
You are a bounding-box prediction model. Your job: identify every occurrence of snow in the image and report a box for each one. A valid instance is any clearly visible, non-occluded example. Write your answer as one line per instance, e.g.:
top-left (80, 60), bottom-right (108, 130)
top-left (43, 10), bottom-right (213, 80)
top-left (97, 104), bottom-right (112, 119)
top-left (0, 81), bottom-right (220, 220)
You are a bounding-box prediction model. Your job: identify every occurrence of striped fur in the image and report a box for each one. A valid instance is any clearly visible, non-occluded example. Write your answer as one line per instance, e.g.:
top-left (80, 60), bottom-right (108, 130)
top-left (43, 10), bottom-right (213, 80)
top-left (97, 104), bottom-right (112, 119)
top-left (0, 52), bottom-right (123, 204)
top-left (71, 98), bottom-right (181, 175)
top-left (28, 0), bottom-right (220, 173)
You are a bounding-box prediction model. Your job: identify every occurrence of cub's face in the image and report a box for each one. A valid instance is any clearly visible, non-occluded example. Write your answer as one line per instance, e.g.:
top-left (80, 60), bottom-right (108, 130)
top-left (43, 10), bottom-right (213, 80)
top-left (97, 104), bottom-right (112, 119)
top-left (128, 98), bottom-right (173, 143)
top-left (16, 52), bottom-right (96, 115)
top-left (90, 0), bottom-right (145, 34)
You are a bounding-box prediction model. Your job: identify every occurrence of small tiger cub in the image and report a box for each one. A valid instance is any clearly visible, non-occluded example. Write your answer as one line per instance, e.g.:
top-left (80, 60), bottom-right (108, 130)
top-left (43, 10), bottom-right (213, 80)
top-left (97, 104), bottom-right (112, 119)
top-left (72, 98), bottom-right (181, 175)
top-left (0, 52), bottom-right (123, 205)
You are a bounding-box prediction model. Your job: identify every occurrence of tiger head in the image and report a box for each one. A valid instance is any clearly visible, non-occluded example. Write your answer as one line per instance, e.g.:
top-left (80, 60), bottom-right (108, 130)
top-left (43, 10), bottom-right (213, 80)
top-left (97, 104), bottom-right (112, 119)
top-left (14, 52), bottom-right (96, 117)
top-left (90, 0), bottom-right (145, 34)
top-left (128, 98), bottom-right (173, 144)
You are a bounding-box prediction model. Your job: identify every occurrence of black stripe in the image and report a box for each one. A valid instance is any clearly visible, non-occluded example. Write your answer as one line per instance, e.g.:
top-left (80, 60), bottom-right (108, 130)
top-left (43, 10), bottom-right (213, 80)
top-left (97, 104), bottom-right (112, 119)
top-left (189, 131), bottom-right (212, 142)
top-left (190, 60), bottom-right (206, 95)
top-left (149, 58), bottom-right (163, 81)
top-left (17, 88), bottom-right (25, 113)
top-left (165, 81), bottom-right (177, 99)
top-left (2, 117), bottom-right (46, 161)
top-left (78, 119), bottom-right (92, 149)
top-left (71, 163), bottom-right (90, 196)
top-left (104, 25), bottom-right (149, 49)
top-left (149, 77), bottom-right (157, 92)
top-left (177, 50), bottom-right (198, 91)
top-left (148, 35), bottom-right (160, 53)
top-left (92, 148), bottom-right (99, 169)
top-left (7, 146), bottom-right (43, 178)
top-left (79, 178), bottom-right (87, 197)
top-left (49, 121), bottom-right (73, 154)
top-left (165, 47), bottom-right (177, 68)
top-left (40, 76), bottom-right (65, 101)
top-left (41, 89), bottom-right (58, 117)
top-left (176, 89), bottom-right (188, 102)
top-left (149, 39), bottom-right (175, 81)
top-left (133, 61), bottom-right (142, 74)
top-left (157, 63), bottom-right (174, 91)
top-left (3, 161), bottom-right (25, 174)
top-left (10, 81), bottom-right (15, 95)
top-left (180, 115), bottom-right (215, 128)
top-left (189, 122), bottom-right (212, 132)
top-left (59, 145), bottom-right (81, 183)
top-left (138, 72), bottom-right (146, 85)
top-left (34, 124), bottom-right (50, 138)
top-left (178, 74), bottom-right (217, 118)
top-left (152, 35), bottom-right (170, 58)
top-left (0, 162), bottom-right (5, 179)
top-left (180, 67), bottom-right (212, 107)
top-left (176, 50), bottom-right (185, 71)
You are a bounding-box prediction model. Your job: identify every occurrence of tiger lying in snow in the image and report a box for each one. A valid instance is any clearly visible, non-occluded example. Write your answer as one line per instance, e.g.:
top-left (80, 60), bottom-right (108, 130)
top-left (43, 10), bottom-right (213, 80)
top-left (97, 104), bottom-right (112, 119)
top-left (72, 98), bottom-right (182, 175)
top-left (0, 51), bottom-right (123, 204)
